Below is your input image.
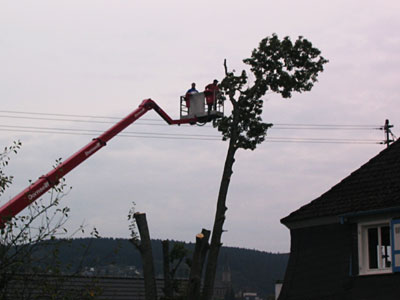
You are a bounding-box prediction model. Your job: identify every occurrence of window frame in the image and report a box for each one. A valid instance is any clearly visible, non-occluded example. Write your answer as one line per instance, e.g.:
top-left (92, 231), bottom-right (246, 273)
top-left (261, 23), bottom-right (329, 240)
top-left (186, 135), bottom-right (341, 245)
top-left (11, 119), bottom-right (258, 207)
top-left (391, 219), bottom-right (400, 272)
top-left (358, 219), bottom-right (392, 275)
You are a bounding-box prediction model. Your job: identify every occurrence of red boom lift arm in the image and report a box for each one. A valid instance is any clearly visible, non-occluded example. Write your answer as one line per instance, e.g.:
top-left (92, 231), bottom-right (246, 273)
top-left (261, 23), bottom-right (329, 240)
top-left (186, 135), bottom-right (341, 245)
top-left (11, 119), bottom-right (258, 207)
top-left (0, 99), bottom-right (210, 228)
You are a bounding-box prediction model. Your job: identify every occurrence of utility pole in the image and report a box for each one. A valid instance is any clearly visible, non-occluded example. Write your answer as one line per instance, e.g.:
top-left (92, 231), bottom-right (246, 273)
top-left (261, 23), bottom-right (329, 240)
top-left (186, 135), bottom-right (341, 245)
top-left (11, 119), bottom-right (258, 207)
top-left (383, 119), bottom-right (394, 148)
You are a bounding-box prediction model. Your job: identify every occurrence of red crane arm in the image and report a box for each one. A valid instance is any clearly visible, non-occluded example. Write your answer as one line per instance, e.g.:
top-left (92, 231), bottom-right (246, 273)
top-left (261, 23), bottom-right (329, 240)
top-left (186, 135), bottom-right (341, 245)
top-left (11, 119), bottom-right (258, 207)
top-left (0, 99), bottom-right (197, 227)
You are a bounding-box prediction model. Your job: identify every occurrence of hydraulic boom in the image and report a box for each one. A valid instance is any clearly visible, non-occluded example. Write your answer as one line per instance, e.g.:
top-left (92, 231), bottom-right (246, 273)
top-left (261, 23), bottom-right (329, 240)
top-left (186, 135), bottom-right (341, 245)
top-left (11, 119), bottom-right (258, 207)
top-left (0, 99), bottom-right (216, 228)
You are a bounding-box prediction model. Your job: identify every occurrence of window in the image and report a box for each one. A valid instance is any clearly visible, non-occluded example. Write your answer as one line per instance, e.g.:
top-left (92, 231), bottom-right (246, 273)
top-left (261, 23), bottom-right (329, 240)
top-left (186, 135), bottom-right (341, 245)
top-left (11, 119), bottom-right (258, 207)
top-left (367, 225), bottom-right (391, 269)
top-left (358, 219), bottom-right (400, 275)
top-left (358, 220), bottom-right (392, 275)
top-left (391, 219), bottom-right (400, 272)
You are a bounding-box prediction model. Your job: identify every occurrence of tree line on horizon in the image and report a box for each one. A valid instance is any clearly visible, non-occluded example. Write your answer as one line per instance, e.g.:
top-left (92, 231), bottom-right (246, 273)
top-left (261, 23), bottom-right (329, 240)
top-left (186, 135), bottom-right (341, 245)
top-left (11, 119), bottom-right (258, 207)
top-left (31, 237), bottom-right (288, 298)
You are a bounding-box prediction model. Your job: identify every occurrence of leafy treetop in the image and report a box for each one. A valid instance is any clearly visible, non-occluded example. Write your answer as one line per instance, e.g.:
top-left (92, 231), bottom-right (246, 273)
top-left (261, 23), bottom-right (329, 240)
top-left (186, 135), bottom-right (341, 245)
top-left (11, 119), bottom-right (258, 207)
top-left (215, 34), bottom-right (328, 151)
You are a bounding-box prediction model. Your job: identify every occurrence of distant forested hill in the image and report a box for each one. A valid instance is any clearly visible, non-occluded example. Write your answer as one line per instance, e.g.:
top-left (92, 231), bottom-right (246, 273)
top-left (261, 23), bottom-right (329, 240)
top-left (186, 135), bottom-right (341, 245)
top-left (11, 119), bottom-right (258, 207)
top-left (37, 237), bottom-right (288, 297)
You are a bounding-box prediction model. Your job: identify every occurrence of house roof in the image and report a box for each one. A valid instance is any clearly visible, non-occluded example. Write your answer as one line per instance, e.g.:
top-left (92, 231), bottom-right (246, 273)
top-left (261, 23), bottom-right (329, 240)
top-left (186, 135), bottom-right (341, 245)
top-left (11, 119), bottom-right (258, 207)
top-left (281, 139), bottom-right (400, 224)
top-left (6, 274), bottom-right (173, 300)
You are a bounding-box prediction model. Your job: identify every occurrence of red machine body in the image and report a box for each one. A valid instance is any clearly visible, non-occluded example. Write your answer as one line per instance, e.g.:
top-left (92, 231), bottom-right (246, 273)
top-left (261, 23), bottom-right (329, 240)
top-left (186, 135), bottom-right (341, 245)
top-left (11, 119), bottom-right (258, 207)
top-left (0, 98), bottom-right (221, 227)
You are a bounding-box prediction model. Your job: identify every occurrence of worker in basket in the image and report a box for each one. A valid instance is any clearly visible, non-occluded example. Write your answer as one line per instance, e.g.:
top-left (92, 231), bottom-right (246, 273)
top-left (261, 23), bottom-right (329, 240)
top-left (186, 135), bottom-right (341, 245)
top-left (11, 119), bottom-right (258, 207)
top-left (204, 79), bottom-right (219, 113)
top-left (184, 82), bottom-right (199, 108)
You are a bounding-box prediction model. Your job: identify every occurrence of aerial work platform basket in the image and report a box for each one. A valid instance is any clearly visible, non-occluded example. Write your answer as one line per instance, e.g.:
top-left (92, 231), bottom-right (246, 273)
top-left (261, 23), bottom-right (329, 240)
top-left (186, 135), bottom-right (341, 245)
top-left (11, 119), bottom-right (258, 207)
top-left (180, 92), bottom-right (224, 124)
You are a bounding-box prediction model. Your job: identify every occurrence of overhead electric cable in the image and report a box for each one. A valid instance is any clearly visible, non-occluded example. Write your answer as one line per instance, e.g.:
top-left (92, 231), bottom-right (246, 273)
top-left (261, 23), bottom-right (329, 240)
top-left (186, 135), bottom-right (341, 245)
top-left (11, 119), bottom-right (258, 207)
top-left (0, 109), bottom-right (388, 144)
top-left (0, 127), bottom-right (382, 144)
top-left (0, 110), bottom-right (164, 122)
top-left (268, 137), bottom-right (380, 142)
top-left (0, 115), bottom-right (165, 126)
top-left (0, 115), bottom-right (383, 130)
top-left (272, 127), bottom-right (379, 131)
top-left (274, 123), bottom-right (380, 127)
top-left (0, 124), bottom-right (219, 138)
top-left (0, 110), bottom-right (383, 128)
top-left (265, 140), bottom-right (380, 144)
top-left (0, 128), bottom-right (221, 141)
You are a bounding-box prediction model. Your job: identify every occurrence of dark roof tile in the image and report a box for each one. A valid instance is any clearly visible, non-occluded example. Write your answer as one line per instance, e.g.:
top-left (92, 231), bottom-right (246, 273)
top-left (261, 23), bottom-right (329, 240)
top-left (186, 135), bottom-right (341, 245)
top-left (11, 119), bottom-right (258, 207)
top-left (281, 139), bottom-right (400, 224)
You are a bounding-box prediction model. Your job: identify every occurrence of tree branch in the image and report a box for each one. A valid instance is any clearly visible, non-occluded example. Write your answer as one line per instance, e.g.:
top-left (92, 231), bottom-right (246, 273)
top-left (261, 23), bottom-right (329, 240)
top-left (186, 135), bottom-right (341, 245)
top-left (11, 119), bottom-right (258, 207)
top-left (223, 59), bottom-right (228, 76)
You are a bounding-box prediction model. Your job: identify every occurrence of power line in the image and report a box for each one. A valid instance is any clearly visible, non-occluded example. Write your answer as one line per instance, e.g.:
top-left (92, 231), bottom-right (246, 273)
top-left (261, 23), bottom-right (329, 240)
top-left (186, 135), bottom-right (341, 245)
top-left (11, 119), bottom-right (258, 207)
top-left (0, 128), bottom-right (221, 141)
top-left (0, 126), bottom-right (383, 144)
top-left (273, 123), bottom-right (381, 131)
top-left (0, 110), bottom-right (164, 122)
top-left (0, 110), bottom-right (165, 121)
top-left (266, 137), bottom-right (380, 144)
top-left (0, 124), bottom-right (219, 138)
top-left (0, 110), bottom-right (387, 145)
top-left (0, 114), bottom-right (380, 131)
top-left (274, 123), bottom-right (380, 128)
top-left (266, 140), bottom-right (379, 144)
top-left (0, 110), bottom-right (384, 129)
top-left (268, 137), bottom-right (380, 142)
top-left (0, 115), bottom-right (165, 126)
top-left (0, 110), bottom-right (123, 120)
top-left (272, 127), bottom-right (379, 131)
top-left (0, 124), bottom-right (382, 141)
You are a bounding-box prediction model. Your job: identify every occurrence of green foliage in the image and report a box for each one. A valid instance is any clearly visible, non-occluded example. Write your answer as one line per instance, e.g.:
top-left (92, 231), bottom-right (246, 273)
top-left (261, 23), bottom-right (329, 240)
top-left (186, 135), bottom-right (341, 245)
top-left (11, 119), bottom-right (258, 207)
top-left (168, 242), bottom-right (190, 294)
top-left (169, 243), bottom-right (189, 274)
top-left (244, 34), bottom-right (328, 99)
top-left (0, 140), bottom-right (21, 196)
top-left (160, 241), bottom-right (190, 300)
top-left (214, 34), bottom-right (328, 151)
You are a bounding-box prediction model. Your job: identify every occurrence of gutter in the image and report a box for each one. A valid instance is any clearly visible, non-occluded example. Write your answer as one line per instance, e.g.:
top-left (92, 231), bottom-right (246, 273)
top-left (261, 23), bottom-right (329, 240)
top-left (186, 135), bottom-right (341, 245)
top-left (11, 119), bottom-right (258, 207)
top-left (339, 205), bottom-right (400, 224)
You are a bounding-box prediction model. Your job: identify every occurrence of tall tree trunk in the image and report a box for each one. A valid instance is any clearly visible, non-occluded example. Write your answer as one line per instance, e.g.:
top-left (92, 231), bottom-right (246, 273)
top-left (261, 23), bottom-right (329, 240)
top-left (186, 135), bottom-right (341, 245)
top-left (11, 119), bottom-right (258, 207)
top-left (201, 109), bottom-right (239, 300)
top-left (132, 212), bottom-right (158, 300)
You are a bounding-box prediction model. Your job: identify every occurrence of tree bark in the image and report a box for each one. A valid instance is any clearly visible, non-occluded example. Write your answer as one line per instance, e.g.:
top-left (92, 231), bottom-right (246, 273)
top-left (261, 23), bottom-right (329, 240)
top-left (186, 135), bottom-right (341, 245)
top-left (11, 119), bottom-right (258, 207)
top-left (201, 109), bottom-right (239, 300)
top-left (162, 240), bottom-right (173, 299)
top-left (186, 229), bottom-right (210, 300)
top-left (132, 212), bottom-right (158, 300)
top-left (199, 229), bottom-right (211, 277)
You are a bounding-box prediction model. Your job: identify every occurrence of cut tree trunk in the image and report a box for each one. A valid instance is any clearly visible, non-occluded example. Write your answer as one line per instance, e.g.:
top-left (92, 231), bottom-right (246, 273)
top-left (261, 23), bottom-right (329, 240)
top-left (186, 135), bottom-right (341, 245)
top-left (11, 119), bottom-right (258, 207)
top-left (162, 240), bottom-right (173, 299)
top-left (131, 212), bottom-right (158, 300)
top-left (186, 229), bottom-right (210, 300)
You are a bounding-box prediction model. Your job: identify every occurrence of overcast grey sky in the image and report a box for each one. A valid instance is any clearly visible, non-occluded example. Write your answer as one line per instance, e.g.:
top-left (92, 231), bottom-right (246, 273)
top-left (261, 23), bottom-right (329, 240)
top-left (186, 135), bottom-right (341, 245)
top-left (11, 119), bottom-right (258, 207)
top-left (1, 0), bottom-right (399, 252)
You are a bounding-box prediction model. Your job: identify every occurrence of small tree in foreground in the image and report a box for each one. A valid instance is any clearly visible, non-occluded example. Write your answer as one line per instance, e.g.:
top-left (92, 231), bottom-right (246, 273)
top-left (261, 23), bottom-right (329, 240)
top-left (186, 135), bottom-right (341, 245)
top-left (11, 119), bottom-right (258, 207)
top-left (201, 34), bottom-right (328, 300)
top-left (0, 142), bottom-right (100, 299)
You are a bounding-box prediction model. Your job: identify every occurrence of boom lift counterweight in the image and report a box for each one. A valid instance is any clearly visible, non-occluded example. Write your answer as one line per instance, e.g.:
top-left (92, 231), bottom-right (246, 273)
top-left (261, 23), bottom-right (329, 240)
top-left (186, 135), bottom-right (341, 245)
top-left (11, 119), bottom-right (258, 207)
top-left (0, 97), bottom-right (223, 228)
